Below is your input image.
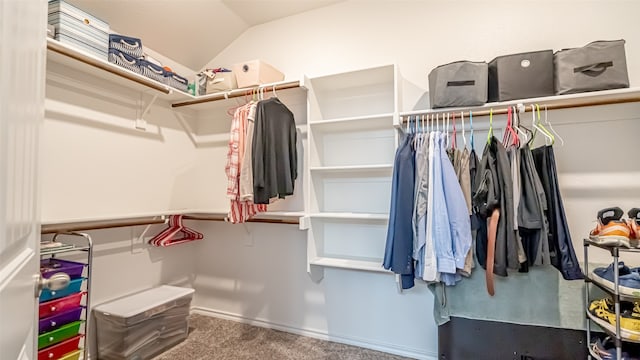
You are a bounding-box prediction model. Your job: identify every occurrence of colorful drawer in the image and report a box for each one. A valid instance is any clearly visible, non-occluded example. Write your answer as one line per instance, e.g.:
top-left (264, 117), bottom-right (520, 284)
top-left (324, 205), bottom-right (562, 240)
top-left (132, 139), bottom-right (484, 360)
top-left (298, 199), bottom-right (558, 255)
top-left (39, 307), bottom-right (83, 334)
top-left (38, 321), bottom-right (83, 350)
top-left (59, 350), bottom-right (81, 360)
top-left (40, 278), bottom-right (83, 303)
top-left (37, 335), bottom-right (81, 360)
top-left (40, 258), bottom-right (85, 279)
top-left (39, 292), bottom-right (85, 319)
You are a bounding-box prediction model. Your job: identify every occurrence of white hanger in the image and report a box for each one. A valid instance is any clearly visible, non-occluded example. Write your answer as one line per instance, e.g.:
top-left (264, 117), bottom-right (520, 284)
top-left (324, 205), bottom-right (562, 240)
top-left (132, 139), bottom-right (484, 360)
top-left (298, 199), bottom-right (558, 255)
top-left (461, 112), bottom-right (467, 149)
top-left (544, 105), bottom-right (564, 146)
top-left (445, 113), bottom-right (450, 147)
top-left (272, 84), bottom-right (278, 98)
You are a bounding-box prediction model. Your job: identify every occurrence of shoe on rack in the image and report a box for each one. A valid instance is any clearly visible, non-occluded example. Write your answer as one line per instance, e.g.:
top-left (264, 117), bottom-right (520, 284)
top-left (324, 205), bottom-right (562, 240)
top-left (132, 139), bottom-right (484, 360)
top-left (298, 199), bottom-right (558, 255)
top-left (629, 208), bottom-right (640, 247)
top-left (590, 336), bottom-right (640, 360)
top-left (591, 262), bottom-right (640, 297)
top-left (588, 298), bottom-right (640, 340)
top-left (590, 207), bottom-right (631, 247)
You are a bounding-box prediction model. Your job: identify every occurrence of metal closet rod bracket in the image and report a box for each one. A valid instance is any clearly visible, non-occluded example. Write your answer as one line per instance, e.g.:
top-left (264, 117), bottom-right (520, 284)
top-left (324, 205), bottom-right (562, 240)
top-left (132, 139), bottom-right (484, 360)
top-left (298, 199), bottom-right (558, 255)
top-left (135, 93), bottom-right (160, 131)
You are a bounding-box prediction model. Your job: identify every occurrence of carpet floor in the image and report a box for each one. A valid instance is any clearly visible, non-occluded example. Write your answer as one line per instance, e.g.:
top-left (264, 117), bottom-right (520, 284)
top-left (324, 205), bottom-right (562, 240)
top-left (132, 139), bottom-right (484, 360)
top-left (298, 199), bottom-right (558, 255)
top-left (153, 314), bottom-right (413, 360)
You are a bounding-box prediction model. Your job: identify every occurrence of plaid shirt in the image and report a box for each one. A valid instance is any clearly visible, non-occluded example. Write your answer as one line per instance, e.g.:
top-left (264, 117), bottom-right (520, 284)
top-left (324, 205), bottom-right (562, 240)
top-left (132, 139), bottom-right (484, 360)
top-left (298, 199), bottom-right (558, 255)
top-left (225, 103), bottom-right (267, 223)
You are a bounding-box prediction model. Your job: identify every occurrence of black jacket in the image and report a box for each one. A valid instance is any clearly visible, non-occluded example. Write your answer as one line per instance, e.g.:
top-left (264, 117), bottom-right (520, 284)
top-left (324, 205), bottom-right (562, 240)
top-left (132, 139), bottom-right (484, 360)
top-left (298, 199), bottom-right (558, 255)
top-left (473, 137), bottom-right (518, 276)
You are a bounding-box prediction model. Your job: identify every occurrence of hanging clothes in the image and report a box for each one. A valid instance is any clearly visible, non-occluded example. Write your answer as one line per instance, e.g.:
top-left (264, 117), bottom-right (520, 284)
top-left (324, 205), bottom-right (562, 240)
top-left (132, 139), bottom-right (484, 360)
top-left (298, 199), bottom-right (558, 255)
top-left (252, 97), bottom-right (298, 204)
top-left (225, 103), bottom-right (267, 223)
top-left (532, 145), bottom-right (583, 280)
top-left (412, 132), bottom-right (429, 280)
top-left (473, 136), bottom-right (517, 295)
top-left (384, 133), bottom-right (416, 289)
top-left (437, 133), bottom-right (472, 286)
top-left (239, 102), bottom-right (258, 202)
top-left (517, 146), bottom-right (550, 272)
top-left (452, 147), bottom-right (474, 276)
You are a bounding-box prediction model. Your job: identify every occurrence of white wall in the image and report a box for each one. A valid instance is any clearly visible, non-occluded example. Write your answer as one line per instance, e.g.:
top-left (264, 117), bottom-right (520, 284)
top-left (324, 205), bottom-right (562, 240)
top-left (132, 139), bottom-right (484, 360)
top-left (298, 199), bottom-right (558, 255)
top-left (194, 0), bottom-right (640, 358)
top-left (191, 222), bottom-right (436, 359)
top-left (42, 51), bottom-right (200, 359)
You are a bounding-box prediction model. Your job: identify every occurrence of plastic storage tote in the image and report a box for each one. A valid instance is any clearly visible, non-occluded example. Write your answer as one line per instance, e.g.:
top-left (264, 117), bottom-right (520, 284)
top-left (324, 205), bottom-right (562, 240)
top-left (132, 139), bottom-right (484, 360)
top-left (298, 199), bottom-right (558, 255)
top-left (232, 60), bottom-right (284, 88)
top-left (48, 0), bottom-right (110, 59)
top-left (40, 277), bottom-right (83, 303)
top-left (554, 39), bottom-right (629, 95)
top-left (37, 335), bottom-right (82, 360)
top-left (39, 307), bottom-right (84, 334)
top-left (140, 59), bottom-right (167, 84)
top-left (108, 34), bottom-right (143, 58)
top-left (38, 321), bottom-right (83, 349)
top-left (165, 72), bottom-right (189, 93)
top-left (488, 50), bottom-right (554, 102)
top-left (93, 285), bottom-right (194, 360)
top-left (40, 258), bottom-right (85, 279)
top-left (428, 60), bottom-right (488, 108)
top-left (108, 48), bottom-right (142, 75)
top-left (39, 292), bottom-right (85, 319)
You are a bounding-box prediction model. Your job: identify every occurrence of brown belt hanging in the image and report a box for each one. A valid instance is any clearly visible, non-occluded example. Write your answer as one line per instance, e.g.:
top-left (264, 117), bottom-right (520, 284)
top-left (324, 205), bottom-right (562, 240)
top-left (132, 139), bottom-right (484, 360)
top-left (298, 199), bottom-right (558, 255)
top-left (486, 208), bottom-right (500, 296)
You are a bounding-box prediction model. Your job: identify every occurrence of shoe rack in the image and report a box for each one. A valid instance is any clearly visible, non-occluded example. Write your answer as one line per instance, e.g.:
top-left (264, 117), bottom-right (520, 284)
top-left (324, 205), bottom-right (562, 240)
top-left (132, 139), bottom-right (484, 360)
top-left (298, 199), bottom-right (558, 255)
top-left (584, 239), bottom-right (640, 360)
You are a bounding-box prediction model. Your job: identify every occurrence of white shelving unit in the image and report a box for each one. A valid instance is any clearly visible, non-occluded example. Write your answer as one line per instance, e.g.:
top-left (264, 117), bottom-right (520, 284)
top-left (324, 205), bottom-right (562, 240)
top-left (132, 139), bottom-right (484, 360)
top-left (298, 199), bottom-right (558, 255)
top-left (303, 64), bottom-right (399, 279)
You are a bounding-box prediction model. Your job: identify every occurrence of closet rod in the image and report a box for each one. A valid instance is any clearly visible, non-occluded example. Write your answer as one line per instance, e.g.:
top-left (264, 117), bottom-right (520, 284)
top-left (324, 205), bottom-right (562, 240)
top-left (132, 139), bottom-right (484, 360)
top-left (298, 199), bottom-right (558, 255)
top-left (183, 214), bottom-right (300, 225)
top-left (41, 213), bottom-right (300, 234)
top-left (401, 93), bottom-right (640, 121)
top-left (171, 80), bottom-right (301, 108)
top-left (46, 39), bottom-right (172, 95)
top-left (41, 217), bottom-right (166, 234)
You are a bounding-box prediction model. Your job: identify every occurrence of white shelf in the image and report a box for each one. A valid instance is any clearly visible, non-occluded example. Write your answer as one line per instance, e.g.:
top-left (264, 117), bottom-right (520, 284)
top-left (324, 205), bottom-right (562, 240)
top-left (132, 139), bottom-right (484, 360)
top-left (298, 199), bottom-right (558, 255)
top-left (309, 257), bottom-right (390, 273)
top-left (309, 113), bottom-right (393, 132)
top-left (308, 64), bottom-right (396, 92)
top-left (46, 38), bottom-right (195, 102)
top-left (308, 212), bottom-right (389, 221)
top-left (400, 87), bottom-right (640, 117)
top-left (310, 164), bottom-right (393, 173)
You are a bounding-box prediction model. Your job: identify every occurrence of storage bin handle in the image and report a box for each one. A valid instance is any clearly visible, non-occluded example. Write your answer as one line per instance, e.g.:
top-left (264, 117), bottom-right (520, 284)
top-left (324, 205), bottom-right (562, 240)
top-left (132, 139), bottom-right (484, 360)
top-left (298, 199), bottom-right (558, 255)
top-left (447, 80), bottom-right (475, 87)
top-left (120, 38), bottom-right (140, 49)
top-left (147, 65), bottom-right (164, 75)
top-left (573, 61), bottom-right (613, 77)
top-left (118, 53), bottom-right (136, 66)
top-left (172, 75), bottom-right (187, 84)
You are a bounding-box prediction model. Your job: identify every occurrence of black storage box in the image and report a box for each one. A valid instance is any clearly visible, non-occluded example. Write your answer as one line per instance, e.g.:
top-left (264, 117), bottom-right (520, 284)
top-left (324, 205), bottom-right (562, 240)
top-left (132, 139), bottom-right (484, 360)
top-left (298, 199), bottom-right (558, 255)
top-left (488, 50), bottom-right (554, 102)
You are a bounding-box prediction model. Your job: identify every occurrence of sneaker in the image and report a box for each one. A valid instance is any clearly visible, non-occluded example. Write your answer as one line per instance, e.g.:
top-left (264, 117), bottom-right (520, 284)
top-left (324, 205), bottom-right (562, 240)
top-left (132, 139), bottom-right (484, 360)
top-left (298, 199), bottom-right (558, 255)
top-left (590, 207), bottom-right (631, 247)
top-left (591, 262), bottom-right (640, 297)
top-left (629, 208), bottom-right (640, 246)
top-left (588, 298), bottom-right (640, 340)
top-left (590, 336), bottom-right (640, 359)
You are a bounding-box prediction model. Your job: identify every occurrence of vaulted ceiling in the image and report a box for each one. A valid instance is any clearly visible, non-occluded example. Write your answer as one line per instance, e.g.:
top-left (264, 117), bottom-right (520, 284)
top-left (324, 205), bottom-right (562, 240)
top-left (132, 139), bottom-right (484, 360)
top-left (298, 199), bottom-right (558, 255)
top-left (71, 0), bottom-right (343, 70)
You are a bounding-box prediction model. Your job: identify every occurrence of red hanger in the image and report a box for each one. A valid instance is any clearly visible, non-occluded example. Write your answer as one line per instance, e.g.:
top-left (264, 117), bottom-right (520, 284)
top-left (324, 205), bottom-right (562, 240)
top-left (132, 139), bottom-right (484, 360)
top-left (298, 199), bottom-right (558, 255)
top-left (149, 215), bottom-right (203, 247)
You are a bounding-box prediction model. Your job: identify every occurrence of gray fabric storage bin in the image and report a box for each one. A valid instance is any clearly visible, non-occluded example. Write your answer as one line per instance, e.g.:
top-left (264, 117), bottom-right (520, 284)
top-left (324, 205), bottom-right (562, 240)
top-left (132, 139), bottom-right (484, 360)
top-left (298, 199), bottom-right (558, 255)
top-left (488, 50), bottom-right (554, 102)
top-left (428, 61), bottom-right (488, 108)
top-left (554, 40), bottom-right (629, 95)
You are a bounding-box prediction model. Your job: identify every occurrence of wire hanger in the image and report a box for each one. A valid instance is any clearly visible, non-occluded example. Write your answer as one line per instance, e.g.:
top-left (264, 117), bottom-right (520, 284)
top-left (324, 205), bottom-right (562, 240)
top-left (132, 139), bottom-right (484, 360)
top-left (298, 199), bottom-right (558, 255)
top-left (487, 108), bottom-right (493, 144)
top-left (531, 104), bottom-right (554, 146)
top-left (272, 84), bottom-right (278, 98)
top-left (451, 112), bottom-right (457, 149)
top-left (544, 105), bottom-right (564, 146)
top-left (513, 105), bottom-right (531, 147)
top-left (461, 112), bottom-right (467, 149)
top-left (470, 111), bottom-right (474, 150)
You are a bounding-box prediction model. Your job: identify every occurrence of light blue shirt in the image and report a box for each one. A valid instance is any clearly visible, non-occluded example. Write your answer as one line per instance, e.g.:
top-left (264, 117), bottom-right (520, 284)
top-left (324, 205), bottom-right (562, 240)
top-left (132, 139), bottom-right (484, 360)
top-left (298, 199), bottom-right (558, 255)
top-left (439, 134), bottom-right (473, 286)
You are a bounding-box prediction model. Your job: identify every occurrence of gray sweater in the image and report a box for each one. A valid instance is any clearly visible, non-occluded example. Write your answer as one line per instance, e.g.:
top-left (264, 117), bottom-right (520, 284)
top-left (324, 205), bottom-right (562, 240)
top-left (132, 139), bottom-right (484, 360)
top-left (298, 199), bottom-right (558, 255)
top-left (252, 98), bottom-right (297, 204)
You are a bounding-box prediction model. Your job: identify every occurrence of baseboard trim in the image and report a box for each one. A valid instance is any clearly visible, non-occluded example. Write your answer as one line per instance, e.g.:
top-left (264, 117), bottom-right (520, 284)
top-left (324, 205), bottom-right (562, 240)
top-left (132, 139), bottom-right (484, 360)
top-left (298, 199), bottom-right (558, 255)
top-left (190, 306), bottom-right (437, 360)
